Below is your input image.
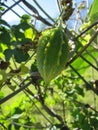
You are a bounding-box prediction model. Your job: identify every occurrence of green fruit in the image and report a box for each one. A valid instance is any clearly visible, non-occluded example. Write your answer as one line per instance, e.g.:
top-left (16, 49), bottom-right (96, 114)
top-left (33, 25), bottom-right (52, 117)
top-left (37, 26), bottom-right (69, 84)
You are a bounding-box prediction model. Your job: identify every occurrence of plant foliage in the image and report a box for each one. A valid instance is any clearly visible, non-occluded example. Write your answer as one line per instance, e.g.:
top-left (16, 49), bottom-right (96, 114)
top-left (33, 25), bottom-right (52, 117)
top-left (0, 0), bottom-right (98, 130)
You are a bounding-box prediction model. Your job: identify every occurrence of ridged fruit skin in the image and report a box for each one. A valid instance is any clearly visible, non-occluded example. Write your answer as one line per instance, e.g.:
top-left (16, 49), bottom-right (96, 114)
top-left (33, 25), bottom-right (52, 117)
top-left (37, 26), bottom-right (69, 84)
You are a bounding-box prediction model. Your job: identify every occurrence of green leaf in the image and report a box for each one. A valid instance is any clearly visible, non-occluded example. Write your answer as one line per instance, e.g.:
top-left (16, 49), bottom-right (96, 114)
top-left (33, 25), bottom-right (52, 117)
top-left (0, 44), bottom-right (8, 58)
top-left (14, 48), bottom-right (29, 63)
top-left (4, 49), bottom-right (13, 61)
top-left (0, 27), bottom-right (11, 44)
top-left (0, 43), bottom-right (7, 51)
top-left (8, 124), bottom-right (12, 130)
top-left (0, 44), bottom-right (2, 52)
top-left (0, 19), bottom-right (10, 27)
top-left (20, 63), bottom-right (29, 74)
top-left (88, 0), bottom-right (98, 22)
top-left (90, 116), bottom-right (98, 128)
top-left (31, 63), bottom-right (38, 72)
top-left (11, 114), bottom-right (23, 119)
top-left (0, 70), bottom-right (7, 81)
top-left (78, 34), bottom-right (91, 46)
top-left (72, 45), bottom-right (98, 75)
top-left (0, 91), bottom-right (4, 99)
top-left (24, 28), bottom-right (36, 40)
top-left (21, 14), bottom-right (31, 23)
top-left (0, 70), bottom-right (7, 88)
top-left (17, 22), bottom-right (31, 31)
top-left (11, 38), bottom-right (32, 47)
top-left (75, 86), bottom-right (84, 97)
top-left (11, 25), bottom-right (25, 39)
top-left (8, 85), bottom-right (16, 91)
top-left (0, 6), bottom-right (5, 11)
top-left (71, 56), bottom-right (90, 74)
top-left (14, 107), bottom-right (23, 114)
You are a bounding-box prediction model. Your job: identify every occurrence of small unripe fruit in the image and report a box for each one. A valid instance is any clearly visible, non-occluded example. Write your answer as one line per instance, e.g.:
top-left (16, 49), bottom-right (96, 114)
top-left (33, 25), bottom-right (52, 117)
top-left (37, 26), bottom-right (69, 84)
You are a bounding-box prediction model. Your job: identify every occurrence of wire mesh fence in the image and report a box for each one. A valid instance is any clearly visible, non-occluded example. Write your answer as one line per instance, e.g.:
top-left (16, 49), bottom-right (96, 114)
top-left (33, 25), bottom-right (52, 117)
top-left (1, 1), bottom-right (98, 130)
top-left (0, 0), bottom-right (93, 30)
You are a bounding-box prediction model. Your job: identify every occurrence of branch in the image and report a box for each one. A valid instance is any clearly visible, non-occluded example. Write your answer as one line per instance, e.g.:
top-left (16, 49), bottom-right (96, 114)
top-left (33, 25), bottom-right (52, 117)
top-left (0, 80), bottom-right (32, 105)
top-left (80, 55), bottom-right (98, 71)
top-left (22, 0), bottom-right (53, 26)
top-left (0, 123), bottom-right (7, 130)
top-left (12, 121), bottom-right (50, 129)
top-left (56, 0), bottom-right (62, 13)
top-left (40, 102), bottom-right (70, 129)
top-left (22, 0), bottom-right (39, 15)
top-left (42, 103), bottom-right (64, 123)
top-left (33, 0), bottom-right (55, 23)
top-left (0, 72), bottom-right (42, 105)
top-left (1, 2), bottom-right (21, 18)
top-left (12, 0), bottom-right (32, 16)
top-left (73, 20), bottom-right (98, 40)
top-left (34, 84), bottom-right (65, 124)
top-left (1, 0), bottom-right (21, 16)
top-left (66, 30), bottom-right (98, 67)
top-left (70, 65), bottom-right (98, 95)
top-left (69, 65), bottom-right (90, 85)
top-left (86, 50), bottom-right (98, 66)
top-left (67, 97), bottom-right (98, 114)
top-left (25, 85), bottom-right (66, 126)
top-left (15, 80), bottom-right (68, 127)
top-left (22, 90), bottom-right (54, 125)
top-left (33, 15), bottom-right (53, 26)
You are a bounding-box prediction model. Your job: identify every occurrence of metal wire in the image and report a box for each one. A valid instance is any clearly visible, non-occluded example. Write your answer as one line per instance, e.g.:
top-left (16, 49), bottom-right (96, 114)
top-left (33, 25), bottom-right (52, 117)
top-left (12, 0), bottom-right (32, 16)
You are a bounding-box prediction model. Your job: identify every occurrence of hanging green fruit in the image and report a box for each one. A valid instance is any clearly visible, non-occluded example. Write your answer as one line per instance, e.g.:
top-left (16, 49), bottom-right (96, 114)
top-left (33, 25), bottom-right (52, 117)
top-left (37, 26), bottom-right (69, 84)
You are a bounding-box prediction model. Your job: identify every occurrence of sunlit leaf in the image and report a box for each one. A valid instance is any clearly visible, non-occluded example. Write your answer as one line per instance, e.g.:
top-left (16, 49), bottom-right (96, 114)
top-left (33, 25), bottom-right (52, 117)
top-left (11, 114), bottom-right (23, 119)
top-left (20, 63), bottom-right (29, 74)
top-left (0, 53), bottom-right (4, 58)
top-left (24, 28), bottom-right (36, 40)
top-left (0, 91), bottom-right (4, 99)
top-left (79, 21), bottom-right (91, 32)
top-left (88, 0), bottom-right (98, 22)
top-left (72, 45), bottom-right (98, 75)
top-left (0, 43), bottom-right (8, 52)
top-left (79, 34), bottom-right (91, 46)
